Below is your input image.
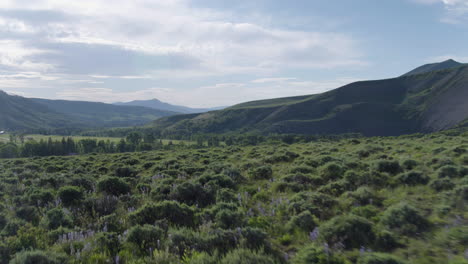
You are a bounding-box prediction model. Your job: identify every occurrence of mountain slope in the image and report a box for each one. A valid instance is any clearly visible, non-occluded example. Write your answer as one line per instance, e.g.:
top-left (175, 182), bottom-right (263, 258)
top-left (0, 91), bottom-right (81, 131)
top-left (151, 64), bottom-right (468, 136)
top-left (32, 98), bottom-right (176, 128)
top-left (403, 59), bottom-right (464, 76)
top-left (115, 99), bottom-right (225, 114)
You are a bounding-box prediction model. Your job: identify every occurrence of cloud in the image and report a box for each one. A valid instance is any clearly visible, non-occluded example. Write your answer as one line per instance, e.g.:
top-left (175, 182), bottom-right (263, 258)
top-left (0, 0), bottom-right (367, 106)
top-left (413, 0), bottom-right (468, 23)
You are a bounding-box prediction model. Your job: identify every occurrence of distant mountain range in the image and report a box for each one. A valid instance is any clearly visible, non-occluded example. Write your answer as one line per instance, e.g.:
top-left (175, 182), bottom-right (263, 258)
top-left (0, 93), bottom-right (176, 132)
top-left (151, 59), bottom-right (468, 136)
top-left (1, 59), bottom-right (467, 136)
top-left (114, 99), bottom-right (225, 114)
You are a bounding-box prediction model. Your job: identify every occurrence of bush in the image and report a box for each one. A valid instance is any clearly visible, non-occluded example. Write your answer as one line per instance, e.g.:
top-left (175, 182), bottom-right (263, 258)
top-left (170, 182), bottom-right (214, 207)
top-left (374, 160), bottom-right (402, 175)
top-left (437, 165), bottom-right (459, 178)
top-left (220, 249), bottom-right (276, 264)
top-left (16, 206), bottom-right (40, 224)
top-left (357, 253), bottom-right (407, 264)
top-left (292, 244), bottom-right (348, 264)
top-left (97, 177), bottom-right (130, 196)
top-left (397, 171), bottom-right (429, 185)
top-left (320, 162), bottom-right (344, 181)
top-left (287, 211), bottom-right (318, 232)
top-left (430, 178), bottom-right (455, 191)
top-left (58, 186), bottom-right (84, 206)
top-left (127, 224), bottom-right (164, 251)
top-left (402, 159), bottom-right (419, 170)
top-left (9, 250), bottom-right (65, 264)
top-left (249, 166), bottom-right (273, 180)
top-left (115, 167), bottom-right (137, 177)
top-left (380, 203), bottom-right (429, 235)
top-left (43, 208), bottom-right (72, 230)
top-left (215, 209), bottom-right (245, 229)
top-left (320, 215), bottom-right (375, 249)
top-left (129, 201), bottom-right (196, 227)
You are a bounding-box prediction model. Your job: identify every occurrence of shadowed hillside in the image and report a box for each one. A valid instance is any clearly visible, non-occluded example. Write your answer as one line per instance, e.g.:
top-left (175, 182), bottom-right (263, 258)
top-left (152, 63), bottom-right (468, 136)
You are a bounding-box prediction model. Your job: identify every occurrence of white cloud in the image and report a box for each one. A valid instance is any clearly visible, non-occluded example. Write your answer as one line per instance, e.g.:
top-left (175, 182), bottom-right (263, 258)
top-left (413, 0), bottom-right (468, 23)
top-left (0, 0), bottom-right (367, 106)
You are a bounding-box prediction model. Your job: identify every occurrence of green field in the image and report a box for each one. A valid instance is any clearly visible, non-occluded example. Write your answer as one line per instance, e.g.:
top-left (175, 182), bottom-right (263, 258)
top-left (0, 130), bottom-right (467, 263)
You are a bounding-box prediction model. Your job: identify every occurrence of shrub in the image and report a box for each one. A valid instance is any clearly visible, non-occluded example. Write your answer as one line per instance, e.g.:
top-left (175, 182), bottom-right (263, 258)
top-left (287, 211), bottom-right (317, 232)
top-left (9, 250), bottom-right (65, 264)
top-left (320, 215), bottom-right (375, 249)
top-left (170, 182), bottom-right (214, 207)
top-left (430, 178), bottom-right (455, 191)
top-left (249, 166), bottom-right (273, 180)
top-left (402, 159), bottom-right (419, 170)
top-left (320, 162), bottom-right (344, 181)
top-left (215, 209), bottom-right (245, 229)
top-left (220, 249), bottom-right (276, 264)
top-left (16, 206), bottom-right (40, 224)
top-left (115, 167), bottom-right (137, 177)
top-left (129, 201), bottom-right (196, 227)
top-left (397, 171), bottom-right (429, 185)
top-left (374, 160), bottom-right (402, 175)
top-left (43, 208), bottom-right (72, 230)
top-left (97, 177), bottom-right (130, 196)
top-left (240, 227), bottom-right (270, 251)
top-left (58, 186), bottom-right (84, 206)
top-left (292, 244), bottom-right (348, 264)
top-left (437, 165), bottom-right (459, 178)
top-left (127, 224), bottom-right (164, 251)
top-left (380, 203), bottom-right (429, 234)
top-left (357, 253), bottom-right (407, 264)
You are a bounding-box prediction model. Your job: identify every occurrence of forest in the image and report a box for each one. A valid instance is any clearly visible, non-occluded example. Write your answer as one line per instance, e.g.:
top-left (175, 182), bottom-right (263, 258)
top-left (0, 129), bottom-right (466, 263)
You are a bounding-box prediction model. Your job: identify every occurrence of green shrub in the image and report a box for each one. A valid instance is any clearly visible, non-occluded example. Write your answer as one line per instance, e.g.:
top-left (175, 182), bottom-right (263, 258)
top-left (402, 159), bottom-right (419, 170)
top-left (97, 176), bottom-right (130, 196)
top-left (127, 224), bottom-right (164, 251)
top-left (292, 244), bottom-right (348, 264)
top-left (320, 162), bottom-right (345, 181)
top-left (374, 160), bottom-right (402, 175)
top-left (430, 178), bottom-right (455, 191)
top-left (437, 165), bottom-right (459, 178)
top-left (9, 250), bottom-right (65, 264)
top-left (397, 171), bottom-right (429, 185)
top-left (287, 211), bottom-right (317, 232)
top-left (16, 206), bottom-right (40, 224)
top-left (43, 208), bottom-right (72, 230)
top-left (170, 182), bottom-right (214, 207)
top-left (115, 166), bottom-right (137, 177)
top-left (220, 249), bottom-right (276, 264)
top-left (215, 209), bottom-right (245, 229)
top-left (129, 201), bottom-right (196, 227)
top-left (320, 215), bottom-right (375, 249)
top-left (58, 186), bottom-right (84, 206)
top-left (357, 252), bottom-right (407, 264)
top-left (380, 203), bottom-right (429, 235)
top-left (249, 166), bottom-right (273, 180)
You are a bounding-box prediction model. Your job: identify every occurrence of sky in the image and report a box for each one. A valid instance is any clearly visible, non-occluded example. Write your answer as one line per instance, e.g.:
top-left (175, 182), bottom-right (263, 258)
top-left (0, 0), bottom-right (468, 107)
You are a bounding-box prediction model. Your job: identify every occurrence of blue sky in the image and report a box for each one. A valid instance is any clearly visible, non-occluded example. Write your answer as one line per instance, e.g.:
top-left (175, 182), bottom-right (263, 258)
top-left (0, 0), bottom-right (467, 107)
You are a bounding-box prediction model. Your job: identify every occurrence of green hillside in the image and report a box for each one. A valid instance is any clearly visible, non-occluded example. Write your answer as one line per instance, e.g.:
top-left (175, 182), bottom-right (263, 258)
top-left (32, 98), bottom-right (176, 128)
top-left (0, 91), bottom-right (177, 132)
top-left (402, 59), bottom-right (464, 76)
top-left (0, 91), bottom-right (82, 131)
top-left (152, 64), bottom-right (468, 136)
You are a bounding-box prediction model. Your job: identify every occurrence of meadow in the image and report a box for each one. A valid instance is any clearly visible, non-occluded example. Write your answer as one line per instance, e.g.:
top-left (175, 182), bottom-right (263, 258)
top-left (0, 131), bottom-right (467, 263)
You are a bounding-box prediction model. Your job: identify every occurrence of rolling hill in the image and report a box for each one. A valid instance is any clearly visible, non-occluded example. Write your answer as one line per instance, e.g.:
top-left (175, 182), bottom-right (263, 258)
top-left (114, 98), bottom-right (226, 113)
top-left (151, 60), bottom-right (468, 136)
top-left (32, 98), bottom-right (176, 128)
top-left (0, 91), bottom-right (176, 131)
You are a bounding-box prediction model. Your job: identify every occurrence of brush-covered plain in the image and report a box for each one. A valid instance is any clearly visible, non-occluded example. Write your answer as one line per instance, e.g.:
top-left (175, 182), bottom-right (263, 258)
top-left (0, 131), bottom-right (467, 264)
